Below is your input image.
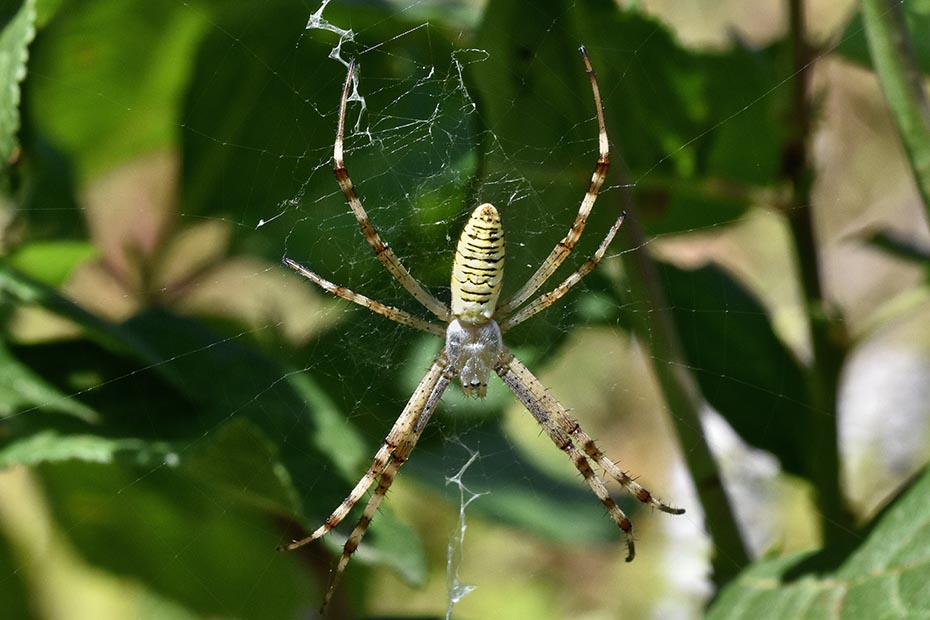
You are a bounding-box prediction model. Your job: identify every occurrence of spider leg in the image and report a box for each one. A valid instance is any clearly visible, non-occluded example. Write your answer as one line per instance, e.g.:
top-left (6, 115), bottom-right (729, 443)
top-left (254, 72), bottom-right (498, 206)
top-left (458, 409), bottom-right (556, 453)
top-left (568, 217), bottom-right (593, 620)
top-left (333, 61), bottom-right (451, 322)
top-left (495, 349), bottom-right (637, 562)
top-left (497, 211), bottom-right (625, 332)
top-left (318, 355), bottom-right (453, 613)
top-left (283, 257), bottom-right (445, 337)
top-left (278, 351), bottom-right (451, 557)
top-left (496, 46), bottom-right (609, 317)
top-left (321, 452), bottom-right (404, 612)
top-left (279, 350), bottom-right (452, 611)
top-left (320, 374), bottom-right (452, 613)
top-left (500, 350), bottom-right (684, 516)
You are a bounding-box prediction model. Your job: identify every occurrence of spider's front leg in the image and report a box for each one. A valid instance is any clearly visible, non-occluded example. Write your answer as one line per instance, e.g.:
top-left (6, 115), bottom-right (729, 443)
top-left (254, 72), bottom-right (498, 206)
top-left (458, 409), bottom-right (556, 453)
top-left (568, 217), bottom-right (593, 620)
top-left (332, 61), bottom-right (450, 322)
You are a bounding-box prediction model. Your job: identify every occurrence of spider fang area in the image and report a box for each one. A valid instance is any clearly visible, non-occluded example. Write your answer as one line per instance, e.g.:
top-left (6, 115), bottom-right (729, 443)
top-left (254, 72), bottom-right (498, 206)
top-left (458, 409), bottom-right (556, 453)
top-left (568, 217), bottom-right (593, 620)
top-left (445, 318), bottom-right (503, 398)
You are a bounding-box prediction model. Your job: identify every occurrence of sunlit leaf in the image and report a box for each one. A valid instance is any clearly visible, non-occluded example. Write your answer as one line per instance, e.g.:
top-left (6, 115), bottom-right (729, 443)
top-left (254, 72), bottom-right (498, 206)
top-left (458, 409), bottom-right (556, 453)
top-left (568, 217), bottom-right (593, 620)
top-left (708, 466), bottom-right (930, 620)
top-left (0, 0), bottom-right (35, 173)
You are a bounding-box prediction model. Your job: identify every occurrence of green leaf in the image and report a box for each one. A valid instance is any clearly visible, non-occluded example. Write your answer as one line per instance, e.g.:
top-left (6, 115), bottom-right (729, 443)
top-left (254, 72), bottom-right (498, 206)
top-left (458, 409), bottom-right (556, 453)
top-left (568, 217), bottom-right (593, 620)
top-left (8, 239), bottom-right (96, 286)
top-left (28, 0), bottom-right (207, 180)
top-left (658, 261), bottom-right (809, 475)
top-left (0, 431), bottom-right (168, 468)
top-left (118, 311), bottom-right (346, 488)
top-left (708, 466), bottom-right (930, 620)
top-left (0, 263), bottom-right (161, 364)
top-left (117, 310), bottom-right (426, 577)
top-left (38, 459), bottom-right (310, 620)
top-left (0, 339), bottom-right (98, 424)
top-left (2, 257), bottom-right (430, 585)
top-left (286, 369), bottom-right (367, 481)
top-left (181, 416), bottom-right (299, 515)
top-left (0, 0), bottom-right (35, 171)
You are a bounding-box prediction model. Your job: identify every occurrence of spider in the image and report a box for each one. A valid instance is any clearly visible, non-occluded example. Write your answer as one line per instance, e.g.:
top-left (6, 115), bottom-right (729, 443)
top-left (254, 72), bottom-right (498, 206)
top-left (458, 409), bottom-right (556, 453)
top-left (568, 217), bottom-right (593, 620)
top-left (280, 46), bottom-right (684, 612)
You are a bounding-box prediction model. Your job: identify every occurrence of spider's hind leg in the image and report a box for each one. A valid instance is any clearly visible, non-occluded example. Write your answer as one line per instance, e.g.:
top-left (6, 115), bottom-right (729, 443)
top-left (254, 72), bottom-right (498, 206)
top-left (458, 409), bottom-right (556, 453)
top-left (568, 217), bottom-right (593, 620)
top-left (575, 432), bottom-right (685, 515)
top-left (495, 350), bottom-right (637, 561)
top-left (496, 351), bottom-right (684, 517)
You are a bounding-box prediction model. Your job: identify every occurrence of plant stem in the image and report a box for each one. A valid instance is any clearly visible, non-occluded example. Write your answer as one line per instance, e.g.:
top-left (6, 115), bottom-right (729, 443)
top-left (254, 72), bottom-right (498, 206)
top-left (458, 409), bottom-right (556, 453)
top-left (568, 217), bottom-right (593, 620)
top-left (617, 207), bottom-right (751, 587)
top-left (783, 0), bottom-right (856, 545)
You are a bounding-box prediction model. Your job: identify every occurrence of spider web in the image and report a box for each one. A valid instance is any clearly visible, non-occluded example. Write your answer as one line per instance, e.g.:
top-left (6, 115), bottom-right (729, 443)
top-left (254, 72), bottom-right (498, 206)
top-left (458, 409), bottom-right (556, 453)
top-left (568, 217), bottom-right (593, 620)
top-left (3, 1), bottom-right (930, 619)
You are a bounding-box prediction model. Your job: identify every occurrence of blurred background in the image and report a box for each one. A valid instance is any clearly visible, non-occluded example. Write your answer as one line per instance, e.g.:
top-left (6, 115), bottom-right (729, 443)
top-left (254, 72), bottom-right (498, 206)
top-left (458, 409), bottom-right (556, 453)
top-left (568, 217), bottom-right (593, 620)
top-left (2, 0), bottom-right (930, 618)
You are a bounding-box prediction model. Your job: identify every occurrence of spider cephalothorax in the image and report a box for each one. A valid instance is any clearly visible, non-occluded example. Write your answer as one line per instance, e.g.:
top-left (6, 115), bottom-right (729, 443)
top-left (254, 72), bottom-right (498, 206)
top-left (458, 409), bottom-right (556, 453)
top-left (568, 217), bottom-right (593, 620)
top-left (281, 47), bottom-right (684, 613)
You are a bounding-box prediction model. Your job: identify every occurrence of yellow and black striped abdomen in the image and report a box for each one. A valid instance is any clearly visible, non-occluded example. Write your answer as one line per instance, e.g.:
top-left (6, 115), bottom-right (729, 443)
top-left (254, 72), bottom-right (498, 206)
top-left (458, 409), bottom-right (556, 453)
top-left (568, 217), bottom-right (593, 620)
top-left (451, 203), bottom-right (505, 324)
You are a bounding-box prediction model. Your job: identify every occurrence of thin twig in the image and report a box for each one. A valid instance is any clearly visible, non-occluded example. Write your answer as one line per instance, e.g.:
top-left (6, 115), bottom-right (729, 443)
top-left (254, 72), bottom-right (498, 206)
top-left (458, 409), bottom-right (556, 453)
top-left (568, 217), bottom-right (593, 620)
top-left (860, 0), bottom-right (930, 214)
